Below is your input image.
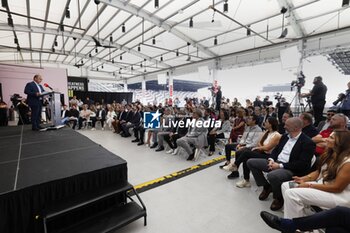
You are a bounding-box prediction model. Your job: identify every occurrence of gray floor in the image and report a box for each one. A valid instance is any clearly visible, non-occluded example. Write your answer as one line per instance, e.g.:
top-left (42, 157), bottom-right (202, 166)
top-left (79, 128), bottom-right (280, 233)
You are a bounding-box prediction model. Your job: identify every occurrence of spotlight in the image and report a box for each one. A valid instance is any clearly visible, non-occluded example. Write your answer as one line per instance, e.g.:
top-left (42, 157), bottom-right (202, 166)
top-left (343, 0), bottom-right (349, 7)
top-left (89, 53), bottom-right (92, 57)
top-left (160, 56), bottom-right (163, 62)
top-left (95, 48), bottom-right (98, 53)
top-left (54, 40), bottom-right (58, 46)
top-left (155, 0), bottom-right (159, 9)
top-left (138, 44), bottom-right (141, 52)
top-left (246, 25), bottom-right (251, 36)
top-left (189, 17), bottom-right (193, 28)
top-left (280, 7), bottom-right (288, 14)
top-left (122, 23), bottom-right (126, 33)
top-left (176, 50), bottom-right (179, 56)
top-left (109, 35), bottom-right (113, 43)
top-left (81, 60), bottom-right (84, 64)
top-left (65, 7), bottom-right (70, 19)
top-left (152, 37), bottom-right (156, 45)
top-left (7, 17), bottom-right (13, 27)
top-left (223, 0), bottom-right (228, 13)
top-left (120, 55), bottom-right (122, 60)
top-left (2, 0), bottom-right (8, 8)
top-left (214, 36), bottom-right (217, 46)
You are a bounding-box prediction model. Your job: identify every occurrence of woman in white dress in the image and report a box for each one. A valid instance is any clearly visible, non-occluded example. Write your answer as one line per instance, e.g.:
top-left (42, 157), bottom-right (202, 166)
top-left (282, 130), bottom-right (350, 218)
top-left (105, 105), bottom-right (116, 129)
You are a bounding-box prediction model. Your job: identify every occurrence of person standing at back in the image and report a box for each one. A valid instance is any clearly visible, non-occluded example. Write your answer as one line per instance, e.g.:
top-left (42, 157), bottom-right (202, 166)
top-left (24, 74), bottom-right (45, 131)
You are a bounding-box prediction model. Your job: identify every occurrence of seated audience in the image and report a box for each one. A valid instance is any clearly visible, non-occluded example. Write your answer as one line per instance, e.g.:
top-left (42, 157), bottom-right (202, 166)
top-left (312, 113), bottom-right (348, 155)
top-left (105, 105), bottom-right (117, 129)
top-left (121, 105), bottom-right (142, 137)
top-left (177, 109), bottom-right (208, 161)
top-left (91, 104), bottom-right (106, 130)
top-left (230, 117), bottom-right (281, 188)
top-left (260, 206), bottom-right (350, 233)
top-left (317, 109), bottom-right (336, 132)
top-left (111, 105), bottom-right (127, 133)
top-left (78, 104), bottom-right (92, 130)
top-left (164, 114), bottom-right (189, 155)
top-left (207, 109), bottom-right (231, 156)
top-left (300, 112), bottom-right (319, 138)
top-left (247, 117), bottom-right (315, 211)
top-left (281, 130), bottom-right (350, 218)
top-left (230, 108), bottom-right (246, 142)
top-left (278, 112), bottom-right (293, 134)
top-left (155, 108), bottom-right (175, 152)
top-left (220, 114), bottom-right (261, 170)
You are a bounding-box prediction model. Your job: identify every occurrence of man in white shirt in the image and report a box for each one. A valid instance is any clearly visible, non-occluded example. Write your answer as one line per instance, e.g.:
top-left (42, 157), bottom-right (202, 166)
top-left (247, 117), bottom-right (315, 211)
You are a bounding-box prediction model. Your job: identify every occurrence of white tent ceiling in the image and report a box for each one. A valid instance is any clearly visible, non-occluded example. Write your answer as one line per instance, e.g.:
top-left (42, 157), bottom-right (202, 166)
top-left (0, 0), bottom-right (349, 81)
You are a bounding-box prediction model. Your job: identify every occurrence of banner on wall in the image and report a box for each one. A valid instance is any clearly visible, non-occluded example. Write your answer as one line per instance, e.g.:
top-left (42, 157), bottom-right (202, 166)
top-left (67, 77), bottom-right (88, 97)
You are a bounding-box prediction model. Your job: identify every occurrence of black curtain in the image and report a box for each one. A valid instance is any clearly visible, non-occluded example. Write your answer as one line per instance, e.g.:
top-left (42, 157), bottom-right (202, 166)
top-left (73, 91), bottom-right (133, 104)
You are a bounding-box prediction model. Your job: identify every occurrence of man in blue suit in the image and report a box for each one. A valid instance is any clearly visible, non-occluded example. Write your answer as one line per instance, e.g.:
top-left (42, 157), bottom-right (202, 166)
top-left (24, 74), bottom-right (45, 131)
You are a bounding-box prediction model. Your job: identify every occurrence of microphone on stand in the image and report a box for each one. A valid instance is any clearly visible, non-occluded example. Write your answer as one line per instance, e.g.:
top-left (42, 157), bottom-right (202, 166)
top-left (44, 83), bottom-right (53, 91)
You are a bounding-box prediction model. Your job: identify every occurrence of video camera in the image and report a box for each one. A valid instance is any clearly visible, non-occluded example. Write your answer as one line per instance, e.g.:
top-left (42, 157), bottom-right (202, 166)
top-left (333, 93), bottom-right (346, 106)
top-left (291, 71), bottom-right (306, 92)
top-left (10, 93), bottom-right (23, 107)
top-left (274, 93), bottom-right (282, 101)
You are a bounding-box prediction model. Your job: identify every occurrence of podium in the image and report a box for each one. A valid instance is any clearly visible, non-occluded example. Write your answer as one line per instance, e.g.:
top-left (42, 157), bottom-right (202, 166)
top-left (41, 91), bottom-right (64, 130)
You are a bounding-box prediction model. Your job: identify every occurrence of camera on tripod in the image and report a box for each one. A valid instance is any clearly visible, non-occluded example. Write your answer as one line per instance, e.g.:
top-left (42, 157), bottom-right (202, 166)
top-left (333, 93), bottom-right (346, 106)
top-left (291, 71), bottom-right (306, 92)
top-left (274, 93), bottom-right (282, 100)
top-left (10, 93), bottom-right (23, 108)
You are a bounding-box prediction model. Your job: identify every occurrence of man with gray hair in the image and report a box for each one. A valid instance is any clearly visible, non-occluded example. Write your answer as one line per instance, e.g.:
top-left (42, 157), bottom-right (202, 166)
top-left (247, 117), bottom-right (315, 211)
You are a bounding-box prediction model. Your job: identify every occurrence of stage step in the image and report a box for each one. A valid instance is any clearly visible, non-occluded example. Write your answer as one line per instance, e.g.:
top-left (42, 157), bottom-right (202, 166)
top-left (46, 183), bottom-right (133, 218)
top-left (52, 202), bottom-right (146, 233)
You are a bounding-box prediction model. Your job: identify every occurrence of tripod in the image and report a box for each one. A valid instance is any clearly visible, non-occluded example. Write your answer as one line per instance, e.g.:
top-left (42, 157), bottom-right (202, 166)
top-left (290, 88), bottom-right (312, 116)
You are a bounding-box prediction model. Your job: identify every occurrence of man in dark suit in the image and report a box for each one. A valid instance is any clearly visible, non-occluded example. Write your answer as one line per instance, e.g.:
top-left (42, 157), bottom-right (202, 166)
top-left (215, 86), bottom-right (222, 111)
top-left (24, 74), bottom-right (45, 131)
top-left (247, 117), bottom-right (315, 211)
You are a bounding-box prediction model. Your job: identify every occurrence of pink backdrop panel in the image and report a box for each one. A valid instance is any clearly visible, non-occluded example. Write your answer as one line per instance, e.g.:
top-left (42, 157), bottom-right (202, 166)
top-left (0, 64), bottom-right (68, 106)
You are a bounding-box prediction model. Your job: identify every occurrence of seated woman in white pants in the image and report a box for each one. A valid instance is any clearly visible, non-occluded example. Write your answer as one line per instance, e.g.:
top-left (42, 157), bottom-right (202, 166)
top-left (282, 130), bottom-right (350, 219)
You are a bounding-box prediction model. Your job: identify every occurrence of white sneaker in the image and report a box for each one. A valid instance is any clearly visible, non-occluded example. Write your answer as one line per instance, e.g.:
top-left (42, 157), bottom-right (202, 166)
top-left (172, 148), bottom-right (179, 155)
top-left (91, 128), bottom-right (96, 131)
top-left (236, 180), bottom-right (251, 188)
top-left (166, 149), bottom-right (174, 154)
top-left (223, 164), bottom-right (237, 172)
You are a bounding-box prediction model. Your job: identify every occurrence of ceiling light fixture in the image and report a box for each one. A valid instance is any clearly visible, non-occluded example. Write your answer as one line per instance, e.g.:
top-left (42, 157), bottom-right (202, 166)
top-left (122, 23), bottom-right (126, 33)
top-left (176, 50), bottom-right (179, 56)
top-left (120, 55), bottom-right (122, 60)
top-left (247, 25), bottom-right (251, 36)
top-left (189, 17), bottom-right (193, 28)
top-left (152, 37), bottom-right (156, 45)
top-left (65, 7), bottom-right (70, 18)
top-left (14, 37), bottom-right (18, 44)
top-left (95, 48), bottom-right (98, 53)
top-left (160, 56), bottom-right (163, 62)
top-left (223, 0), bottom-right (228, 13)
top-left (155, 0), bottom-right (159, 9)
top-left (214, 36), bottom-right (217, 45)
top-left (279, 7), bottom-right (288, 39)
top-left (54, 39), bottom-right (58, 46)
top-left (7, 17), bottom-right (13, 27)
top-left (109, 35), bottom-right (113, 43)
top-left (138, 44), bottom-right (141, 52)
top-left (52, 47), bottom-right (55, 53)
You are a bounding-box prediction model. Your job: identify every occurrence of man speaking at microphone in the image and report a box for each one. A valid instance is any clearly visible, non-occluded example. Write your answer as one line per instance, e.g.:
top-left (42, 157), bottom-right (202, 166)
top-left (24, 74), bottom-right (45, 131)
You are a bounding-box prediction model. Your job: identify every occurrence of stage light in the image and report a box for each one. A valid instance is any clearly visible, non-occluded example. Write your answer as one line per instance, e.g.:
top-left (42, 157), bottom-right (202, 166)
top-left (152, 37), bottom-right (156, 45)
top-left (7, 17), bottom-right (13, 27)
top-left (223, 0), bottom-right (228, 13)
top-left (280, 7), bottom-right (288, 14)
top-left (94, 0), bottom-right (100, 5)
top-left (343, 0), bottom-right (349, 7)
top-left (109, 35), bottom-right (113, 43)
top-left (2, 0), bottom-right (8, 8)
top-left (138, 44), bottom-right (141, 52)
top-left (122, 23), bottom-right (125, 33)
top-left (155, 0), bottom-right (159, 9)
top-left (65, 7), bottom-right (70, 19)
top-left (214, 36), bottom-right (217, 45)
top-left (189, 17), bottom-right (193, 28)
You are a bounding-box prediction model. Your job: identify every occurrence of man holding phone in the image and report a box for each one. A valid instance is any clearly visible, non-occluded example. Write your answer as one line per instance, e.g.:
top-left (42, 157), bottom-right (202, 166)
top-left (247, 117), bottom-right (315, 211)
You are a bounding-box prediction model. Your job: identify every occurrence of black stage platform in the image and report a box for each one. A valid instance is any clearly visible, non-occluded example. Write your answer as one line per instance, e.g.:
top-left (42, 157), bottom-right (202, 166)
top-left (0, 126), bottom-right (130, 233)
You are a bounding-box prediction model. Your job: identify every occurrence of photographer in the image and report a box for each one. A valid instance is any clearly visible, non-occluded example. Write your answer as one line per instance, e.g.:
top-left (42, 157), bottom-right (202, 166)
top-left (216, 86), bottom-right (222, 111)
top-left (301, 76), bottom-right (327, 127)
top-left (337, 81), bottom-right (350, 117)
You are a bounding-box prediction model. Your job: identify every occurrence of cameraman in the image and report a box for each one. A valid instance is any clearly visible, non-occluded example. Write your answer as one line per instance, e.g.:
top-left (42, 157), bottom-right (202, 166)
top-left (339, 81), bottom-right (350, 117)
top-left (215, 86), bottom-right (222, 111)
top-left (301, 76), bottom-right (327, 126)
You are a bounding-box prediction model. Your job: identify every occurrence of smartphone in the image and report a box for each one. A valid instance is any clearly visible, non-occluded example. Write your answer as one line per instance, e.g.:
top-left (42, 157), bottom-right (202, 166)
top-left (289, 181), bottom-right (299, 188)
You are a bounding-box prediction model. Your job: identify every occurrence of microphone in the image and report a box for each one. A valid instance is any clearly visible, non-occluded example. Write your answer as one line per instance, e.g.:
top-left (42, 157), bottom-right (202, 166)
top-left (44, 83), bottom-right (53, 91)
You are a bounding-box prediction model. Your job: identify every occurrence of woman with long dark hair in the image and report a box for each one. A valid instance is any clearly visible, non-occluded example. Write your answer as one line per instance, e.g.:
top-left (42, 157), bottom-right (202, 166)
top-left (282, 130), bottom-right (350, 218)
top-left (228, 117), bottom-right (281, 187)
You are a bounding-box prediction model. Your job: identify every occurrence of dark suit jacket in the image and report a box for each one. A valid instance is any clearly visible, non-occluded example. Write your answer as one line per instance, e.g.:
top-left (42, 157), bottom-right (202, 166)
top-left (96, 109), bottom-right (106, 120)
top-left (269, 133), bottom-right (315, 176)
top-left (24, 81), bottom-right (45, 106)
